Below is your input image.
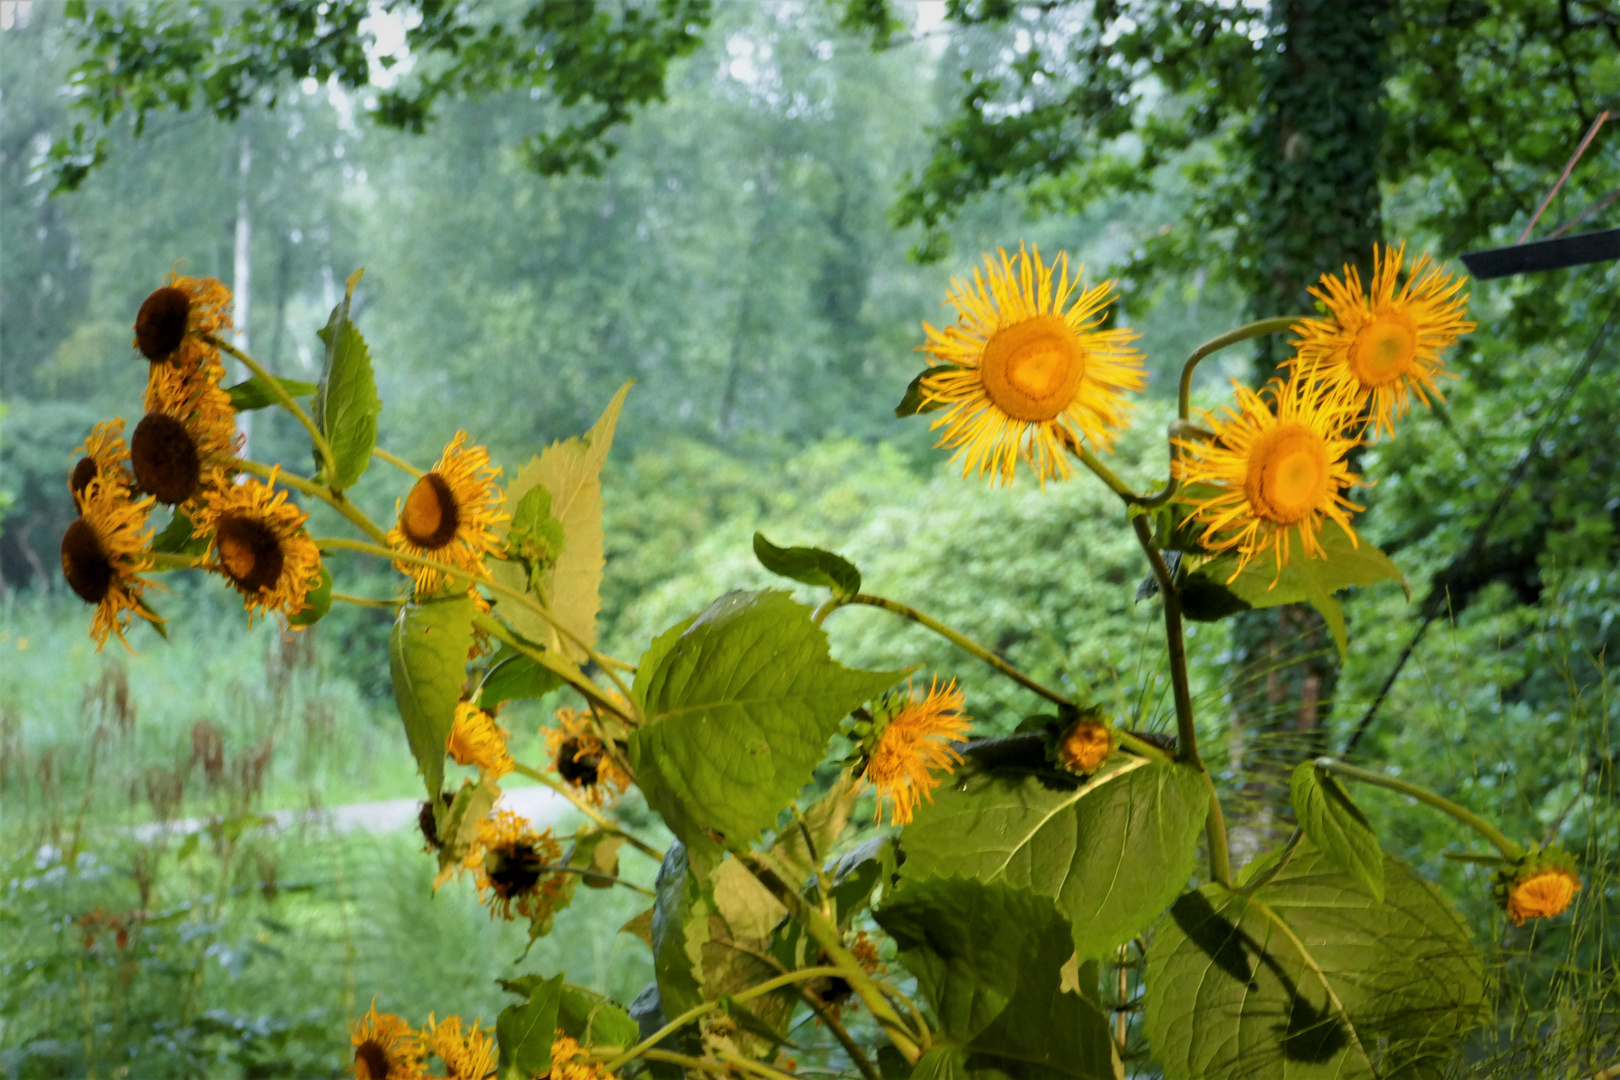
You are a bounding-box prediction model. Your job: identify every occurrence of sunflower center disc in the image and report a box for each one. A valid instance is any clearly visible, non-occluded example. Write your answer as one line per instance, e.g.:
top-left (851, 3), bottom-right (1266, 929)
top-left (489, 843), bottom-right (545, 896)
top-left (216, 513), bottom-right (285, 593)
top-left (131, 413), bottom-right (202, 505)
top-left (401, 472), bottom-right (460, 549)
top-left (1245, 423), bottom-right (1330, 525)
top-left (557, 737), bottom-right (602, 787)
top-left (134, 286), bottom-right (192, 362)
top-left (1349, 311), bottom-right (1417, 386)
top-left (979, 315), bottom-right (1085, 422)
top-left (353, 1040), bottom-right (391, 1080)
top-left (70, 457), bottom-right (100, 500)
top-left (61, 518), bottom-right (114, 604)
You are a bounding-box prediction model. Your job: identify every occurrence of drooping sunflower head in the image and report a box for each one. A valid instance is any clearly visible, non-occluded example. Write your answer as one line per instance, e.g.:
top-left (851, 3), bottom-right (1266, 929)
top-left (856, 677), bottom-right (972, 826)
top-left (1173, 373), bottom-right (1366, 583)
top-left (544, 705), bottom-right (631, 806)
top-left (1057, 715), bottom-right (1115, 775)
top-left (462, 809), bottom-right (566, 922)
top-left (388, 432), bottom-right (507, 594)
top-left (424, 1014), bottom-right (495, 1080)
top-left (447, 701), bottom-right (514, 780)
top-left (350, 1001), bottom-right (425, 1080)
top-left (1497, 845), bottom-right (1581, 926)
top-left (61, 476), bottom-right (159, 651)
top-left (1292, 242), bottom-right (1475, 436)
top-left (133, 355), bottom-right (238, 509)
top-left (919, 243), bottom-right (1145, 486)
top-left (191, 468), bottom-right (323, 624)
top-left (70, 419), bottom-right (133, 509)
top-left (134, 275), bottom-right (233, 368)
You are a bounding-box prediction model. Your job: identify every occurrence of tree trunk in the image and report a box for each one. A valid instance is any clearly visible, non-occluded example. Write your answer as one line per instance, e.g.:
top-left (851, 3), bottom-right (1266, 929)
top-left (1229, 0), bottom-right (1392, 849)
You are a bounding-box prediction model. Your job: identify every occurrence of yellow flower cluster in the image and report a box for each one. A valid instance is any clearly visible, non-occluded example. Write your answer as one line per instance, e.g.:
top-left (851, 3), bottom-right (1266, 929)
top-left (349, 1005), bottom-right (620, 1080)
top-left (545, 704), bottom-right (631, 807)
top-left (856, 677), bottom-right (972, 826)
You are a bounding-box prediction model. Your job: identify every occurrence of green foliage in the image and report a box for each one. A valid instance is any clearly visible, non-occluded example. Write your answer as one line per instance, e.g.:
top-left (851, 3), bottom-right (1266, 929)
top-left (478, 648), bottom-right (565, 712)
top-left (874, 877), bottom-right (1118, 1079)
top-left (556, 984), bottom-right (639, 1049)
top-left (903, 756), bottom-right (1208, 961)
top-left (311, 269), bottom-right (378, 491)
top-left (496, 972), bottom-right (564, 1080)
top-left (753, 532), bottom-right (863, 603)
top-left (1291, 762), bottom-right (1385, 901)
top-left (389, 594), bottom-right (475, 800)
top-left (1144, 842), bottom-right (1485, 1080)
top-left (630, 590), bottom-right (903, 851)
top-left (226, 374), bottom-right (318, 412)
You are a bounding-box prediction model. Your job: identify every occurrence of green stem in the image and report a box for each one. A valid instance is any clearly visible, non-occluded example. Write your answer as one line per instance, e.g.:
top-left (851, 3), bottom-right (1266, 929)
top-left (236, 460), bottom-right (391, 546)
top-left (1114, 730), bottom-right (1174, 765)
top-left (601, 966), bottom-right (846, 1072)
top-left (475, 616), bottom-right (635, 729)
top-left (372, 446), bottom-right (424, 478)
top-left (797, 984), bottom-right (883, 1080)
top-left (147, 552), bottom-right (202, 570)
top-left (1074, 444), bottom-right (1144, 503)
top-left (1317, 758), bottom-right (1524, 859)
top-left (1176, 317), bottom-right (1304, 421)
top-left (207, 334), bottom-right (335, 479)
top-left (330, 592), bottom-right (402, 609)
top-left (736, 851), bottom-right (926, 1063)
top-left (508, 760), bottom-right (664, 863)
top-left (1204, 788), bottom-right (1234, 889)
top-left (533, 862), bottom-right (656, 897)
top-left (844, 594), bottom-right (1071, 709)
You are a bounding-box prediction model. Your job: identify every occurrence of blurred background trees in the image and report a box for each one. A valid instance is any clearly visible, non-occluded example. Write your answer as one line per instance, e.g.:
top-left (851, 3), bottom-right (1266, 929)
top-left (2, 0), bottom-right (1618, 1074)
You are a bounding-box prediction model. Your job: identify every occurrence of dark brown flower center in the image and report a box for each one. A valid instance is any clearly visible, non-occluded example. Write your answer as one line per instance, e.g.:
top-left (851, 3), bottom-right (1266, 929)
top-left (557, 737), bottom-right (602, 788)
top-left (400, 472), bottom-right (459, 549)
top-left (488, 841), bottom-right (544, 897)
top-left (354, 1039), bottom-right (391, 1079)
top-left (61, 518), bottom-right (115, 604)
top-left (135, 286), bottom-right (191, 362)
top-left (131, 413), bottom-right (201, 505)
top-left (70, 457), bottom-right (99, 499)
top-left (216, 513), bottom-right (284, 593)
top-left (418, 791), bottom-right (455, 850)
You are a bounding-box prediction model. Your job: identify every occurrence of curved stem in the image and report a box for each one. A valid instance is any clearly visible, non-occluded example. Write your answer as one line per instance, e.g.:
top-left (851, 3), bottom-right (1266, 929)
top-left (811, 597), bottom-right (840, 626)
top-left (601, 966), bottom-right (847, 1072)
top-left (372, 447), bottom-right (423, 479)
top-left (797, 985), bottom-right (882, 1080)
top-left (1317, 758), bottom-right (1524, 859)
top-left (843, 594), bottom-right (1071, 709)
top-left (147, 552), bottom-right (202, 570)
top-left (533, 862), bottom-right (655, 897)
top-left (508, 760), bottom-right (664, 863)
top-left (1074, 444), bottom-right (1145, 503)
top-left (236, 460), bottom-right (390, 546)
top-left (330, 592), bottom-right (402, 609)
top-left (1176, 317), bottom-right (1304, 421)
top-left (207, 335), bottom-right (335, 478)
top-left (475, 615), bottom-right (635, 729)
top-left (1130, 518), bottom-right (1197, 768)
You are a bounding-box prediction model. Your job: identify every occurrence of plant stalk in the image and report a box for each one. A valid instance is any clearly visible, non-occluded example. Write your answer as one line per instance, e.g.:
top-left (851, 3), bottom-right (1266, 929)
top-left (207, 334), bottom-right (335, 479)
top-left (236, 459), bottom-right (391, 546)
top-left (1317, 758), bottom-right (1524, 859)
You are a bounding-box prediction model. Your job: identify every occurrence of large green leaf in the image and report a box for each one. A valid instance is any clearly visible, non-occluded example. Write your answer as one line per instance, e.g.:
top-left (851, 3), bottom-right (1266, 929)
top-left (902, 755), bottom-right (1208, 961)
top-left (1291, 761), bottom-right (1384, 901)
top-left (629, 590), bottom-right (904, 850)
top-left (556, 985), bottom-right (638, 1050)
top-left (496, 972), bottom-right (563, 1080)
top-left (1143, 842), bottom-right (1485, 1080)
top-left (753, 532), bottom-right (862, 602)
top-left (497, 382), bottom-right (630, 661)
top-left (650, 840), bottom-right (709, 1020)
top-left (311, 268), bottom-right (379, 491)
top-left (389, 594), bottom-right (475, 800)
top-left (1183, 522), bottom-right (1406, 658)
top-left (875, 877), bottom-right (1118, 1080)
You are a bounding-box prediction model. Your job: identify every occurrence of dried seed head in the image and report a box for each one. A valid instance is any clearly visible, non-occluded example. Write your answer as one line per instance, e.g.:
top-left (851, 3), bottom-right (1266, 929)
top-left (61, 518), bottom-right (114, 604)
top-left (131, 413), bottom-right (201, 505)
top-left (556, 736), bottom-right (603, 788)
top-left (134, 286), bottom-right (191, 361)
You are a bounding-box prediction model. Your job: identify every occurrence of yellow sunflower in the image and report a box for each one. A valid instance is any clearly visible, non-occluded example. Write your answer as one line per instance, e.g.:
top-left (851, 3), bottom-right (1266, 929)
top-left (70, 419), bottom-right (133, 509)
top-left (550, 1031), bottom-right (619, 1080)
top-left (350, 1002), bottom-right (425, 1080)
top-left (133, 275), bottom-right (233, 372)
top-left (191, 468), bottom-right (323, 624)
top-left (60, 476), bottom-right (159, 651)
top-left (462, 809), bottom-right (567, 922)
top-left (133, 348), bottom-right (238, 511)
top-left (447, 701), bottom-right (514, 780)
top-left (424, 1014), bottom-right (495, 1080)
top-left (1291, 243), bottom-right (1475, 436)
top-left (1173, 373), bottom-right (1366, 583)
top-left (544, 705), bottom-right (631, 807)
top-left (857, 678), bottom-right (972, 826)
top-left (388, 432), bottom-right (507, 594)
top-left (919, 243), bottom-right (1145, 485)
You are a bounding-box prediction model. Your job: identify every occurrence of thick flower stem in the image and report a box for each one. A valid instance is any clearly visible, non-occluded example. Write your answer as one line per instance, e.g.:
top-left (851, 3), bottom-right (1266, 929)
top-left (507, 760), bottom-right (665, 863)
top-left (235, 459), bottom-right (391, 546)
top-left (371, 447), bottom-right (423, 478)
top-left (600, 966), bottom-right (847, 1072)
top-left (147, 552), bottom-right (202, 570)
top-left (844, 593), bottom-right (1071, 709)
top-left (472, 615), bottom-right (634, 728)
top-left (206, 334), bottom-right (336, 480)
top-left (736, 850), bottom-right (926, 1063)
top-left (797, 985), bottom-right (884, 1080)
top-left (532, 862), bottom-right (656, 897)
top-left (1074, 444), bottom-right (1145, 503)
top-left (1316, 758), bottom-right (1524, 860)
top-left (1176, 317), bottom-right (1305, 422)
